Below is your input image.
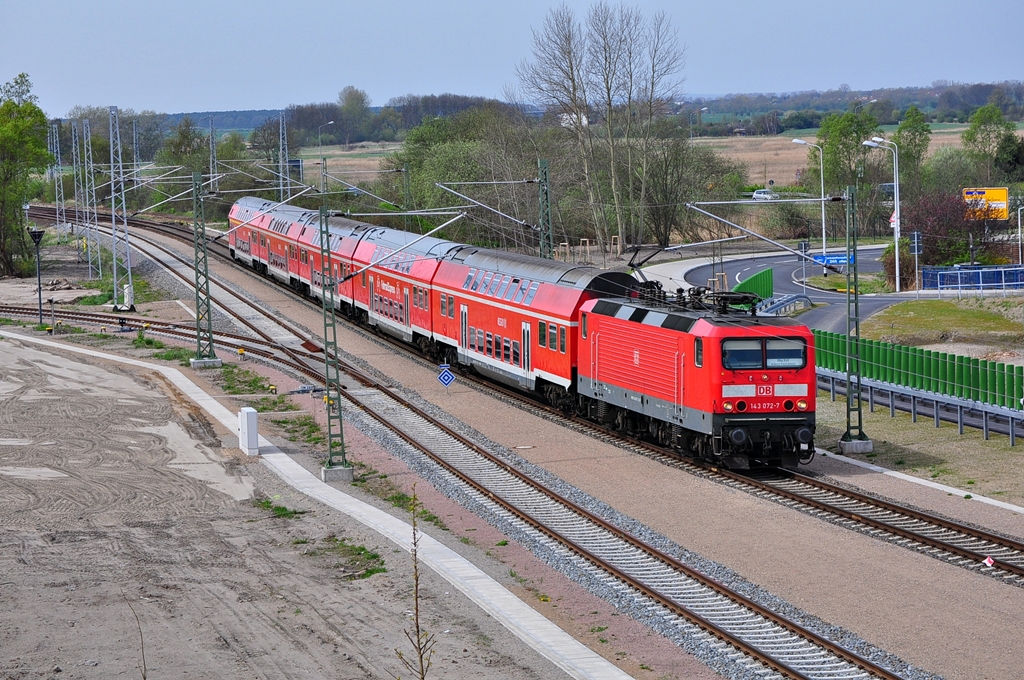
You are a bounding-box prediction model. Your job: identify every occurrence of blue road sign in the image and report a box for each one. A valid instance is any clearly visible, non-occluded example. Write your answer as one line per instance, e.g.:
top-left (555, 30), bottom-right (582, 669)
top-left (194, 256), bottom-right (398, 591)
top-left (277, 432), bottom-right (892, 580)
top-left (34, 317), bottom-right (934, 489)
top-left (812, 254), bottom-right (855, 265)
top-left (437, 364), bottom-right (456, 388)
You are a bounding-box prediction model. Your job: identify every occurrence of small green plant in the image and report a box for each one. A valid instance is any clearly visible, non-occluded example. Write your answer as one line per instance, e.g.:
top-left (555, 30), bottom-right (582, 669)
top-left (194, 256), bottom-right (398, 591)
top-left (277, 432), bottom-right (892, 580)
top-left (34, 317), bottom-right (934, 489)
top-left (495, 540), bottom-right (508, 547)
top-left (0, 317), bottom-right (25, 326)
top-left (255, 498), bottom-right (307, 518)
top-left (639, 663), bottom-right (652, 670)
top-left (301, 535), bottom-right (386, 578)
top-left (132, 330), bottom-right (164, 349)
top-left (252, 394), bottom-right (298, 413)
top-left (459, 536), bottom-right (473, 545)
top-left (294, 608), bottom-right (302, 615)
top-left (964, 494), bottom-right (973, 499)
top-left (221, 364), bottom-right (273, 394)
top-left (598, 637), bottom-right (607, 643)
top-left (590, 626), bottom-right (608, 633)
top-left (894, 459), bottom-right (905, 466)
top-left (966, 480), bottom-right (975, 485)
top-left (292, 538), bottom-right (308, 544)
top-left (152, 347), bottom-right (195, 365)
top-left (272, 415), bottom-right (326, 446)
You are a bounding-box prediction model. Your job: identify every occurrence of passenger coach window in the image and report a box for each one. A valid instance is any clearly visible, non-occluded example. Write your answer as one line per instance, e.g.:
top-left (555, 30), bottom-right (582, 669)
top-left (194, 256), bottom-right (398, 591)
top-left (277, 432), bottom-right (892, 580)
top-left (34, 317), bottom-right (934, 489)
top-left (447, 295), bottom-right (455, 318)
top-left (549, 324), bottom-right (558, 349)
top-left (538, 321), bottom-right (547, 348)
top-left (722, 339), bottom-right (764, 370)
top-left (695, 338), bottom-right (703, 367)
top-left (559, 326), bottom-right (566, 353)
top-left (440, 295), bottom-right (447, 317)
top-left (503, 338), bottom-right (511, 362)
top-left (496, 276), bottom-right (511, 298)
top-left (766, 338), bottom-right (806, 368)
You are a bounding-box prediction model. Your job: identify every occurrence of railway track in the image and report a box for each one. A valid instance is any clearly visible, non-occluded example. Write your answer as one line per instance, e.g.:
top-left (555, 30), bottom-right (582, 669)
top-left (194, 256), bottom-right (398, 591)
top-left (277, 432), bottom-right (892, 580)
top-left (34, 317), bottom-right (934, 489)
top-left (16, 207), bottom-right (925, 678)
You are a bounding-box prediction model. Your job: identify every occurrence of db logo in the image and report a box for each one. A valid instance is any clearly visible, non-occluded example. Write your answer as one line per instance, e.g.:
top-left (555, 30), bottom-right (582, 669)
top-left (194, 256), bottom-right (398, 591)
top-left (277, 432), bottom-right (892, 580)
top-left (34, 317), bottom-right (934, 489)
top-left (633, 350), bottom-right (640, 366)
top-left (757, 385), bottom-right (773, 396)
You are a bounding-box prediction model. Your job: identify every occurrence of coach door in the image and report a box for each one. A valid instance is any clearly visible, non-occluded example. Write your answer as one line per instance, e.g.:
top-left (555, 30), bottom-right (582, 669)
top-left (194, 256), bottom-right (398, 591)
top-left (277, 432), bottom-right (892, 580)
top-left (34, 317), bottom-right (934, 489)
top-left (368, 275), bottom-right (375, 323)
top-left (460, 305), bottom-right (469, 360)
top-left (521, 321), bottom-right (532, 382)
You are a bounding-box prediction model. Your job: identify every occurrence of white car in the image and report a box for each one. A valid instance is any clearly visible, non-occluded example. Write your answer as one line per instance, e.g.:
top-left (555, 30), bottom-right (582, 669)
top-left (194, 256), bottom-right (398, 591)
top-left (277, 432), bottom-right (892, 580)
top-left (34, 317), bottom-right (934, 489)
top-left (752, 189), bottom-right (779, 201)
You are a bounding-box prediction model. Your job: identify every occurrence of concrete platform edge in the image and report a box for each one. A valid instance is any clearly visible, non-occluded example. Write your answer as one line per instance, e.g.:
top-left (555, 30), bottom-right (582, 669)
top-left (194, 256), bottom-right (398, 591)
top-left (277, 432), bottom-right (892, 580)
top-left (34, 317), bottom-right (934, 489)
top-left (0, 331), bottom-right (631, 680)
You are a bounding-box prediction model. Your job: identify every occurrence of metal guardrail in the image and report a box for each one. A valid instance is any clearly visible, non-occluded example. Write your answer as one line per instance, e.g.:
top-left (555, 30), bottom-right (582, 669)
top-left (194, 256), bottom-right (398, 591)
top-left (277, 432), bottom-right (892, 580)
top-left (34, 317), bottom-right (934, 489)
top-left (758, 294), bottom-right (812, 315)
top-left (817, 368), bottom-right (1023, 445)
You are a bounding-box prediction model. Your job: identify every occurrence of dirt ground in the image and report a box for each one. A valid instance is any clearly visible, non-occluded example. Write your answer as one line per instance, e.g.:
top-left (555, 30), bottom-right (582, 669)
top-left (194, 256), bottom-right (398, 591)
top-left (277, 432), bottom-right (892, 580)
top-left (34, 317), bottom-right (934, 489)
top-left (0, 247), bottom-right (709, 680)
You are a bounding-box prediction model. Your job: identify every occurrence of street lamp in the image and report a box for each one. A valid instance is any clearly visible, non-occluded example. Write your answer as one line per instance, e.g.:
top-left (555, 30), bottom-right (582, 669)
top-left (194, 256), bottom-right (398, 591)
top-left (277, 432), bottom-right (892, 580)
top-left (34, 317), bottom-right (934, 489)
top-left (318, 121), bottom-right (335, 193)
top-left (689, 107), bottom-right (707, 140)
top-left (853, 98), bottom-right (878, 112)
top-left (792, 138), bottom-right (827, 274)
top-left (1017, 205), bottom-right (1022, 265)
top-left (27, 227), bottom-right (44, 323)
top-left (863, 137), bottom-right (901, 292)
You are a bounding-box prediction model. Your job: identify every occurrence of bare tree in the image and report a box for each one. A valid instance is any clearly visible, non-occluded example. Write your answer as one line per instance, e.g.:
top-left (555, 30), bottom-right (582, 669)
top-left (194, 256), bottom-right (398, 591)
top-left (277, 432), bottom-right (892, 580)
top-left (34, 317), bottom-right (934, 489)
top-left (517, 5), bottom-right (609, 251)
top-left (518, 2), bottom-right (684, 255)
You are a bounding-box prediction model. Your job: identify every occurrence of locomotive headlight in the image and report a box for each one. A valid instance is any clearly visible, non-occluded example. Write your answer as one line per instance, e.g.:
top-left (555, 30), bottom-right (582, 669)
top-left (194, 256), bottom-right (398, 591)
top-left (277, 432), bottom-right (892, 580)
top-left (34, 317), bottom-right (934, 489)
top-left (722, 401), bottom-right (734, 412)
top-left (796, 399), bottom-right (808, 411)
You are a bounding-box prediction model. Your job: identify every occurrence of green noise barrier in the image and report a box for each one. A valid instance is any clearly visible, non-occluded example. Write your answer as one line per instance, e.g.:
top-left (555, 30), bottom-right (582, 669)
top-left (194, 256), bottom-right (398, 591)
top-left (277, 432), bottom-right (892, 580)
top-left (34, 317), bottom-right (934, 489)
top-left (813, 329), bottom-right (1024, 411)
top-left (732, 267), bottom-right (774, 301)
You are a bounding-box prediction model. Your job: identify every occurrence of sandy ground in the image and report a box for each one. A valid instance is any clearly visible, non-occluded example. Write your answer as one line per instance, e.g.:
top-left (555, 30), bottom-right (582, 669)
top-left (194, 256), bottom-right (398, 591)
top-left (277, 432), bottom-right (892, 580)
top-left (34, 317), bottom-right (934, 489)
top-left (1, 336), bottom-right (689, 680)
top-left (7, 239), bottom-right (1024, 680)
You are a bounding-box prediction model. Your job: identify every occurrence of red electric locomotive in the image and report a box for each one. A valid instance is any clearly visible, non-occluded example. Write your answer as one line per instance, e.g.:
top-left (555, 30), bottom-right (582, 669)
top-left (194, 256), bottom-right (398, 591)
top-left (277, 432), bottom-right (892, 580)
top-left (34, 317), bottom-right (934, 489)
top-left (577, 289), bottom-right (816, 469)
top-left (227, 197), bottom-right (816, 469)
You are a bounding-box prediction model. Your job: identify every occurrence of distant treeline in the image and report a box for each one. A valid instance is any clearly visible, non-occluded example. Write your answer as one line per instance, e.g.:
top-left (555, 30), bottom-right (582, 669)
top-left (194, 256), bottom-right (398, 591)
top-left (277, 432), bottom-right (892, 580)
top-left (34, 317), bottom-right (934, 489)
top-left (684, 80), bottom-right (1024, 135)
top-left (163, 110), bottom-right (282, 132)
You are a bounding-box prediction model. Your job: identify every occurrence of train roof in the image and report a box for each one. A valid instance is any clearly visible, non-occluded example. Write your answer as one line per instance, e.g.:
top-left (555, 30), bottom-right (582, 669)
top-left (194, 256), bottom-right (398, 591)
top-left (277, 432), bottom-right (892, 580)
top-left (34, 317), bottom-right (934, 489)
top-left (359, 226), bottom-right (466, 260)
top-left (588, 298), bottom-right (808, 333)
top-left (449, 247), bottom-right (636, 295)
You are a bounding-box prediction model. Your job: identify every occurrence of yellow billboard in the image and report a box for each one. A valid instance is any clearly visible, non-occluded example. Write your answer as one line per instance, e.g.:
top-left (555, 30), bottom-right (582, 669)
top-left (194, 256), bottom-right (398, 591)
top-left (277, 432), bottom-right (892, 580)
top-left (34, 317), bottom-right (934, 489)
top-left (963, 187), bottom-right (1009, 220)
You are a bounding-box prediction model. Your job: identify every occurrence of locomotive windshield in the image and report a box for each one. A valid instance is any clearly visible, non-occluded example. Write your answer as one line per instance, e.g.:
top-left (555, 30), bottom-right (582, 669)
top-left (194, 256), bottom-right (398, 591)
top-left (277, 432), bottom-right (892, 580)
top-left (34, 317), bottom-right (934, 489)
top-left (721, 339), bottom-right (762, 369)
top-left (721, 337), bottom-right (806, 370)
top-left (766, 338), bottom-right (806, 368)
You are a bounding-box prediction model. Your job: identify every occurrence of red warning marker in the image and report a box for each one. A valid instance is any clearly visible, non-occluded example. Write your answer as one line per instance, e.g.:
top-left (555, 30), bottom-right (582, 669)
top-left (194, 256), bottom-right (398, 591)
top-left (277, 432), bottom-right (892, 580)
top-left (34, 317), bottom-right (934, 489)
top-left (983, 556), bottom-right (995, 567)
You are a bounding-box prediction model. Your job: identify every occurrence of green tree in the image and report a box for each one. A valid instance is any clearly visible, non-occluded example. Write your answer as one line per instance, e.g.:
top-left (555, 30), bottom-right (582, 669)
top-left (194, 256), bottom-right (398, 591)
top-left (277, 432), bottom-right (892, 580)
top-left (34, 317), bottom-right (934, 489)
top-left (338, 86), bottom-right (372, 145)
top-left (249, 116), bottom-right (279, 162)
top-left (0, 73), bottom-right (50, 275)
top-left (643, 138), bottom-right (745, 246)
top-left (815, 111), bottom-right (881, 193)
top-left (891, 105), bottom-right (931, 199)
top-left (961, 103), bottom-right (1015, 183)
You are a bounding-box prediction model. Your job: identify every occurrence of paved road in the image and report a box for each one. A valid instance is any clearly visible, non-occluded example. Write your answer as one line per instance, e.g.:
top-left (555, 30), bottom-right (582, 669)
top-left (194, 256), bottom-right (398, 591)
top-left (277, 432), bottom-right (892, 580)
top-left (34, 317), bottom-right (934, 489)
top-left (682, 247), bottom-right (907, 333)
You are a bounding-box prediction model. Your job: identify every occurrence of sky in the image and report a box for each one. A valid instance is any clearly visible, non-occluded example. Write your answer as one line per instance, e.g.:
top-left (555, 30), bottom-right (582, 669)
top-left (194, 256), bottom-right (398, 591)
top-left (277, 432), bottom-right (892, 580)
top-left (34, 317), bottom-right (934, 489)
top-left (3, 0), bottom-right (1021, 119)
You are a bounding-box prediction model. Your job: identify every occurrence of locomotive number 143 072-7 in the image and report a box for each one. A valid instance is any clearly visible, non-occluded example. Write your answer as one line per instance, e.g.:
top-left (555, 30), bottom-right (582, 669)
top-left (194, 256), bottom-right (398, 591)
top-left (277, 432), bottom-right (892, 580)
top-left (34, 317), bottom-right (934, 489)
top-left (748, 401), bottom-right (780, 411)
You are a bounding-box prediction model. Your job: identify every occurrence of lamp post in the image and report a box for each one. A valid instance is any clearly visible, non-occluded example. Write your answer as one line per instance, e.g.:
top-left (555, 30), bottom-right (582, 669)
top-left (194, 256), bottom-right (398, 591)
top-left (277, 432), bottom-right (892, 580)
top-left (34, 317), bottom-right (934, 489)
top-left (689, 107), bottom-right (707, 140)
top-left (863, 137), bottom-right (901, 292)
top-left (318, 121), bottom-right (334, 193)
top-left (28, 228), bottom-right (44, 323)
top-left (853, 98), bottom-right (877, 112)
top-left (1017, 205), bottom-right (1022, 265)
top-left (793, 138), bottom-right (827, 274)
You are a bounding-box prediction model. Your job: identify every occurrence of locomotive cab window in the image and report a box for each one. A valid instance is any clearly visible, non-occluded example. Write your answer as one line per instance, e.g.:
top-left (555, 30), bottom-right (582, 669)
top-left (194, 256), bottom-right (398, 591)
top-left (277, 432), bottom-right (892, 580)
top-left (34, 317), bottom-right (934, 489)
top-left (721, 339), bottom-right (764, 370)
top-left (766, 338), bottom-right (806, 368)
top-left (581, 313), bottom-right (587, 339)
top-left (694, 338), bottom-right (703, 367)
